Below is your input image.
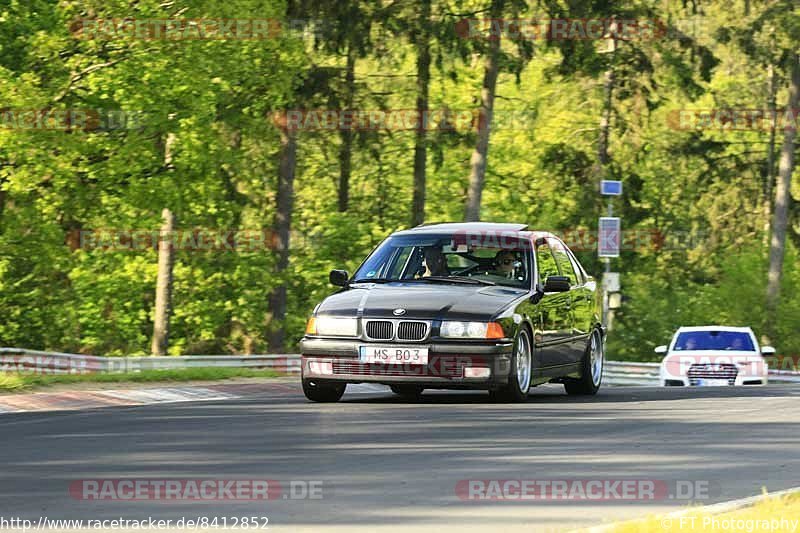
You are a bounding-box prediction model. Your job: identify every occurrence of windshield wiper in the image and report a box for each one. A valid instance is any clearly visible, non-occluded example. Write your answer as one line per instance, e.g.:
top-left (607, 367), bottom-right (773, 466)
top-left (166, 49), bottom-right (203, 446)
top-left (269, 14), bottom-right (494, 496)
top-left (418, 276), bottom-right (495, 286)
top-left (350, 278), bottom-right (398, 284)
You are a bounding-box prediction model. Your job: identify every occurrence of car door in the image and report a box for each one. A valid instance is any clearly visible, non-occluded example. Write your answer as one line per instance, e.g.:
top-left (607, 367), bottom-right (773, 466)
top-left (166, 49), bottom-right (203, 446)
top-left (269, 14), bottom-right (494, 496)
top-left (547, 239), bottom-right (584, 364)
top-left (534, 238), bottom-right (573, 367)
top-left (560, 243), bottom-right (594, 363)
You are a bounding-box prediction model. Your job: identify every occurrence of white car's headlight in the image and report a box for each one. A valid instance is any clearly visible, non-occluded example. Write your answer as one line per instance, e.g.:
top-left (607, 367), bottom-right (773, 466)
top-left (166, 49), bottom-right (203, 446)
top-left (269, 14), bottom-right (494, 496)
top-left (440, 321), bottom-right (504, 339)
top-left (307, 316), bottom-right (358, 337)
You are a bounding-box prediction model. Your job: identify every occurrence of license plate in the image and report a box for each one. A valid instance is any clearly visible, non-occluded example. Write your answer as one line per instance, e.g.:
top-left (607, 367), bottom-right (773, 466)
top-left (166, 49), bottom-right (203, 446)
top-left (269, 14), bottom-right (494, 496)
top-left (697, 379), bottom-right (730, 387)
top-left (359, 346), bottom-right (429, 365)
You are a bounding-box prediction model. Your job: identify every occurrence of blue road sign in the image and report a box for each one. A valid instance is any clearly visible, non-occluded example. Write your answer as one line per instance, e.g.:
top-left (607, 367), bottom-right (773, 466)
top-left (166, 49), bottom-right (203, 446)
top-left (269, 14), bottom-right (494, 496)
top-left (601, 180), bottom-right (622, 196)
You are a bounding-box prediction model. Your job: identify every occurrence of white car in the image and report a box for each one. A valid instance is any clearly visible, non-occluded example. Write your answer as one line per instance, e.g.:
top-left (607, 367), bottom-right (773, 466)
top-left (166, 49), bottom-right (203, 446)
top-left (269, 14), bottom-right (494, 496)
top-left (657, 326), bottom-right (774, 387)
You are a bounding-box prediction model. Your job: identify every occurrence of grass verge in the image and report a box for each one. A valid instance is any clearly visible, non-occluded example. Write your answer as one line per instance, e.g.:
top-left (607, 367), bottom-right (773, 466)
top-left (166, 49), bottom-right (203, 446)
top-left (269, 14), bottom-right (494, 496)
top-left (0, 368), bottom-right (284, 392)
top-left (610, 492), bottom-right (800, 532)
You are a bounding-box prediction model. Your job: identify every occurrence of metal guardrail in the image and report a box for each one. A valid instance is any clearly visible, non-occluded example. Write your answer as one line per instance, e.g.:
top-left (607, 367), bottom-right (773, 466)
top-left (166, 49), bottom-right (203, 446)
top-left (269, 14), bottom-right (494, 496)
top-left (1, 348), bottom-right (799, 385)
top-left (603, 361), bottom-right (660, 386)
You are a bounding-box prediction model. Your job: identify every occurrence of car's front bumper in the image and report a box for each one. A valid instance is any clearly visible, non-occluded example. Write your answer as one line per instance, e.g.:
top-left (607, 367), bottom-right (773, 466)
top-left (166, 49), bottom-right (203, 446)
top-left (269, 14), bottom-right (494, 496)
top-left (300, 337), bottom-right (514, 388)
top-left (660, 374), bottom-right (768, 387)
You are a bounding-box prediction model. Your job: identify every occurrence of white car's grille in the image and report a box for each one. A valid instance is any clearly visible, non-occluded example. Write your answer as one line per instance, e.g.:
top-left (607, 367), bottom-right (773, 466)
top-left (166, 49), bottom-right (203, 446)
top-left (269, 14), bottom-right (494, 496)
top-left (687, 363), bottom-right (738, 385)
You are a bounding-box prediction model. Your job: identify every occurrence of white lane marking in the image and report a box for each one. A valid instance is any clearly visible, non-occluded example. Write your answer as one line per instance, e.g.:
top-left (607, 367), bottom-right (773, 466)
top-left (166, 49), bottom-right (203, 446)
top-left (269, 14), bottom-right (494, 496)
top-left (95, 387), bottom-right (236, 404)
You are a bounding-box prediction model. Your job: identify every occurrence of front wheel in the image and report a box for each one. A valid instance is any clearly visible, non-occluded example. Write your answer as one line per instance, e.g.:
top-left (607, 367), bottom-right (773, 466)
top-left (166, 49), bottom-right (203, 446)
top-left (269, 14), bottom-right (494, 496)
top-left (490, 328), bottom-right (533, 403)
top-left (302, 379), bottom-right (346, 402)
top-left (564, 328), bottom-right (603, 396)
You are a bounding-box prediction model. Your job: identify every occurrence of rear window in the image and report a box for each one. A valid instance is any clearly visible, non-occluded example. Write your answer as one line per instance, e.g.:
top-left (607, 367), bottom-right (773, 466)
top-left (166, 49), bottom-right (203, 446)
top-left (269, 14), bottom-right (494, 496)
top-left (673, 331), bottom-right (755, 351)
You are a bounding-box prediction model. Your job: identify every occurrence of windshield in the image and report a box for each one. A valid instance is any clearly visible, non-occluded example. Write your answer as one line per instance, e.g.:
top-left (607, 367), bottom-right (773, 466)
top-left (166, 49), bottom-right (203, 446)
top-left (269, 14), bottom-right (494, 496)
top-left (673, 331), bottom-right (755, 351)
top-left (352, 233), bottom-right (532, 289)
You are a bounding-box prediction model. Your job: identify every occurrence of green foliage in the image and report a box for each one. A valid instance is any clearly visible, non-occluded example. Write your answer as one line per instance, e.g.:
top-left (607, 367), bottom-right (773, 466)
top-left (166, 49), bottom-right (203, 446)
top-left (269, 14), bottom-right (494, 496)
top-left (0, 0), bottom-right (798, 359)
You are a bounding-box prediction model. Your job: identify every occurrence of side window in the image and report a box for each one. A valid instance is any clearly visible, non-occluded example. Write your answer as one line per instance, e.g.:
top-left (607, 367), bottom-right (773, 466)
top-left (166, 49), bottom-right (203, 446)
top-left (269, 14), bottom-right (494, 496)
top-left (566, 250), bottom-right (586, 285)
top-left (535, 242), bottom-right (560, 284)
top-left (387, 247), bottom-right (412, 279)
top-left (550, 240), bottom-right (578, 285)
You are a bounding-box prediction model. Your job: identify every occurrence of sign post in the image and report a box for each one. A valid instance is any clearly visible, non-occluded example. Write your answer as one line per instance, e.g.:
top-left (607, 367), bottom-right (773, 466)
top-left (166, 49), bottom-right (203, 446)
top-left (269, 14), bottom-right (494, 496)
top-left (599, 180), bottom-right (622, 330)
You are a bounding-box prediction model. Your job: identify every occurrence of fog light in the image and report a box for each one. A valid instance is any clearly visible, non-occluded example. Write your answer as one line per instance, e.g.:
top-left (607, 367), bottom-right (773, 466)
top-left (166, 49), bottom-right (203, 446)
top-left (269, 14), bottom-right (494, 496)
top-left (464, 367), bottom-right (491, 378)
top-left (308, 361), bottom-right (333, 375)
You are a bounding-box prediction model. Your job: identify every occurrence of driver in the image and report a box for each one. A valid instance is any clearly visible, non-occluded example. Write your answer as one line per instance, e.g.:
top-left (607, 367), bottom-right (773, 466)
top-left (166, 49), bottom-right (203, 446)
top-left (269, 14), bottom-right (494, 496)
top-left (493, 251), bottom-right (518, 278)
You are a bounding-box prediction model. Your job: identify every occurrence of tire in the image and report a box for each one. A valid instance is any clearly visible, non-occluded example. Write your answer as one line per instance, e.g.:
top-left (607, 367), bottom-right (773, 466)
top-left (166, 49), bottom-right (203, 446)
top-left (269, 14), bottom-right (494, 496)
top-left (390, 385), bottom-right (424, 400)
top-left (302, 379), bottom-right (346, 402)
top-left (489, 327), bottom-right (533, 403)
top-left (564, 328), bottom-right (603, 396)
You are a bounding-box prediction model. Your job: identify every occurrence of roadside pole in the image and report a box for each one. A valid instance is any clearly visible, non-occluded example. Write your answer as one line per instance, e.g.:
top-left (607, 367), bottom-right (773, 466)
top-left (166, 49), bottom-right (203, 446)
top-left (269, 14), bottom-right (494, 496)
top-left (599, 180), bottom-right (622, 330)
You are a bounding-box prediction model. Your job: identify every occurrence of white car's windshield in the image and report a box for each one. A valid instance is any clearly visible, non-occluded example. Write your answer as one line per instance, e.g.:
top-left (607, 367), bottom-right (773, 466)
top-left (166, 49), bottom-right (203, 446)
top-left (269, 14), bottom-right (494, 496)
top-left (673, 331), bottom-right (755, 351)
top-left (352, 233), bottom-right (531, 289)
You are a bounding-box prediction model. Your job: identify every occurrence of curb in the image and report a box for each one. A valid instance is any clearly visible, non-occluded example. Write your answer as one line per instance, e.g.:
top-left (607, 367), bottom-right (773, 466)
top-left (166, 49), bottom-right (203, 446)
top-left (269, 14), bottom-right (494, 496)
top-left (0, 386), bottom-right (239, 414)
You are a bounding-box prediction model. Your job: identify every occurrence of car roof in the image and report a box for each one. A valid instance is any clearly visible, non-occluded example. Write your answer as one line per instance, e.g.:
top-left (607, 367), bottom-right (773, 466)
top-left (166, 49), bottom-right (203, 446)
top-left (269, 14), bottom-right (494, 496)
top-left (675, 326), bottom-right (754, 333)
top-left (395, 223), bottom-right (565, 241)
top-left (397, 222), bottom-right (529, 234)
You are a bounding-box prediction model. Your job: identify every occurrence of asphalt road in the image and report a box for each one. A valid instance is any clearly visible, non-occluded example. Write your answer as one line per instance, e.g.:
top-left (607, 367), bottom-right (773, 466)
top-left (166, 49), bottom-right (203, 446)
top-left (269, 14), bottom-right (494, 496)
top-left (1, 382), bottom-right (799, 532)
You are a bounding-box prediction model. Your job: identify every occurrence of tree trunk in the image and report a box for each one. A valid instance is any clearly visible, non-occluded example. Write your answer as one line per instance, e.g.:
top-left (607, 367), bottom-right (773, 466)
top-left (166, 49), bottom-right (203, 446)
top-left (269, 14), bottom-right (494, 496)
top-left (464, 0), bottom-right (504, 222)
top-left (411, 0), bottom-right (431, 227)
top-left (763, 63), bottom-right (777, 247)
top-left (151, 208), bottom-right (176, 355)
top-left (597, 68), bottom-right (615, 171)
top-left (338, 49), bottom-right (355, 212)
top-left (0, 178), bottom-right (6, 232)
top-left (765, 52), bottom-right (800, 343)
top-left (267, 127), bottom-right (297, 352)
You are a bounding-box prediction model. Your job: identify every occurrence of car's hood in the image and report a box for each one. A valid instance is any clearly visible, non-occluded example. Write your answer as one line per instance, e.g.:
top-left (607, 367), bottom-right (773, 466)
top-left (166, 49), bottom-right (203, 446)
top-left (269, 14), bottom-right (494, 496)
top-left (317, 282), bottom-right (528, 321)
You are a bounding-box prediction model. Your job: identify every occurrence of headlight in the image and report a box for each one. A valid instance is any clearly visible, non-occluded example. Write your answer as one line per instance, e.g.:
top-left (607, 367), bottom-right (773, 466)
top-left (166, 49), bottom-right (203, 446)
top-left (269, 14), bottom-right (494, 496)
top-left (306, 316), bottom-right (358, 337)
top-left (441, 321), bottom-right (504, 339)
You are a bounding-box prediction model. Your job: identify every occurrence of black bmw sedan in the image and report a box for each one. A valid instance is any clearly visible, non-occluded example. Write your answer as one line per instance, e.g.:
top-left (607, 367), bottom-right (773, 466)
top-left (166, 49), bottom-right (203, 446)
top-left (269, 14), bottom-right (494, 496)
top-left (300, 222), bottom-right (604, 402)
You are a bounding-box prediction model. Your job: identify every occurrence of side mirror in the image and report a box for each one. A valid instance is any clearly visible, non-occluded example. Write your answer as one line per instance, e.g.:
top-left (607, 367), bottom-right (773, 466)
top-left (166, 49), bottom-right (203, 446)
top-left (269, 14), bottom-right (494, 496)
top-left (654, 345), bottom-right (667, 354)
top-left (543, 275), bottom-right (571, 292)
top-left (329, 269), bottom-right (349, 287)
top-left (761, 346), bottom-right (776, 356)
